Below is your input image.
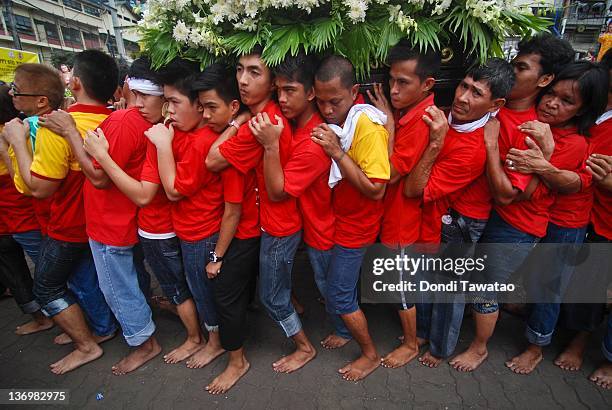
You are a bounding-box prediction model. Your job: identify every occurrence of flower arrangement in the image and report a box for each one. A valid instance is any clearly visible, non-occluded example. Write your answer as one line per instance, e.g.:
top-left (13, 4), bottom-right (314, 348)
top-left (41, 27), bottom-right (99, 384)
top-left (138, 0), bottom-right (551, 78)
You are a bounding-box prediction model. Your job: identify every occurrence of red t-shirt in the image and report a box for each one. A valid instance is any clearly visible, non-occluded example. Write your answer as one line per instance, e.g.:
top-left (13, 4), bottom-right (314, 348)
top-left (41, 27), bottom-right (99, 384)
top-left (495, 127), bottom-right (587, 237)
top-left (452, 106), bottom-right (537, 220)
top-left (138, 140), bottom-right (174, 234)
top-left (381, 94), bottom-right (434, 248)
top-left (84, 108), bottom-right (151, 246)
top-left (172, 126), bottom-right (224, 241)
top-left (589, 118), bottom-right (612, 239)
top-left (420, 126), bottom-right (487, 244)
top-left (0, 174), bottom-right (39, 234)
top-left (32, 198), bottom-right (51, 236)
top-left (282, 113), bottom-right (334, 250)
top-left (221, 166), bottom-right (260, 239)
top-left (219, 100), bottom-right (301, 237)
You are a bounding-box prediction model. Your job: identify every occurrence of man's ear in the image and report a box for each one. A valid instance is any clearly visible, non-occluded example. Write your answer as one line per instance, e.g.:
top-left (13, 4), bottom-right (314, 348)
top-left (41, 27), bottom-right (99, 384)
top-left (36, 96), bottom-right (49, 110)
top-left (422, 77), bottom-right (436, 93)
top-left (489, 97), bottom-right (506, 112)
top-left (230, 99), bottom-right (241, 117)
top-left (350, 84), bottom-right (360, 101)
top-left (306, 86), bottom-right (315, 102)
top-left (537, 73), bottom-right (554, 89)
top-left (70, 76), bottom-right (81, 92)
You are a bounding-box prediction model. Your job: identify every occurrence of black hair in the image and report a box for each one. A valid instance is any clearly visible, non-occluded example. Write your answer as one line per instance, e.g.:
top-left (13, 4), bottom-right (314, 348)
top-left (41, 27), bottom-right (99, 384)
top-left (600, 48), bottom-right (612, 71)
top-left (128, 57), bottom-right (160, 84)
top-left (273, 52), bottom-right (318, 90)
top-left (549, 60), bottom-right (609, 136)
top-left (72, 50), bottom-right (119, 103)
top-left (0, 84), bottom-right (19, 124)
top-left (387, 40), bottom-right (441, 81)
top-left (156, 58), bottom-right (200, 102)
top-left (192, 63), bottom-right (240, 104)
top-left (117, 59), bottom-right (130, 87)
top-left (315, 55), bottom-right (355, 88)
top-left (517, 33), bottom-right (575, 77)
top-left (467, 58), bottom-right (516, 99)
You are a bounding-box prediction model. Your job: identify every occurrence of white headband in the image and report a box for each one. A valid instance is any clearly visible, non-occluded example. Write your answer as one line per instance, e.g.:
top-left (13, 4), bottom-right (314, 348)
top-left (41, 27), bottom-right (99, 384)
top-left (127, 77), bottom-right (163, 96)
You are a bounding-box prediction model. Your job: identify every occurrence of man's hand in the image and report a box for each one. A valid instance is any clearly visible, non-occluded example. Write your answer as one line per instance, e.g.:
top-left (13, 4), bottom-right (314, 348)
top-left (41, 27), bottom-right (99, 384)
top-left (518, 120), bottom-right (554, 159)
top-left (311, 124), bottom-right (343, 160)
top-left (145, 123), bottom-right (174, 148)
top-left (83, 128), bottom-right (110, 160)
top-left (113, 97), bottom-right (127, 111)
top-left (249, 112), bottom-right (283, 148)
top-left (3, 118), bottom-right (29, 147)
top-left (366, 83), bottom-right (393, 119)
top-left (422, 105), bottom-right (448, 149)
top-left (206, 261), bottom-right (222, 279)
top-left (38, 110), bottom-right (76, 138)
top-left (484, 117), bottom-right (501, 147)
top-left (586, 153), bottom-right (612, 183)
top-left (505, 137), bottom-right (548, 174)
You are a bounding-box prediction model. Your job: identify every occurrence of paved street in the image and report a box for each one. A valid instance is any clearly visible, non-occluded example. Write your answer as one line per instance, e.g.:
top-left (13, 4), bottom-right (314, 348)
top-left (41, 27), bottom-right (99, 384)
top-left (0, 249), bottom-right (611, 409)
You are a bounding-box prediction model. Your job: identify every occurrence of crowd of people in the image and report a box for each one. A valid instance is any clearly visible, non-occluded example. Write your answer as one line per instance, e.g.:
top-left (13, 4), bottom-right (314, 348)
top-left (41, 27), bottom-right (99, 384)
top-left (0, 32), bottom-right (610, 395)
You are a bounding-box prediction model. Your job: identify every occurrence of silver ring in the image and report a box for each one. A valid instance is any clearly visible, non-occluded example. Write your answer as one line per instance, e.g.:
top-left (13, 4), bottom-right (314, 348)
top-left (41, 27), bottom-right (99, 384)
top-left (319, 133), bottom-right (323, 138)
top-left (507, 160), bottom-right (513, 167)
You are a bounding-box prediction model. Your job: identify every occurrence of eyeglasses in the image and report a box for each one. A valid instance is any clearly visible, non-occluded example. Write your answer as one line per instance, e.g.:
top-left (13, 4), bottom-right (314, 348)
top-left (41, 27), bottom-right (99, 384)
top-left (9, 82), bottom-right (46, 97)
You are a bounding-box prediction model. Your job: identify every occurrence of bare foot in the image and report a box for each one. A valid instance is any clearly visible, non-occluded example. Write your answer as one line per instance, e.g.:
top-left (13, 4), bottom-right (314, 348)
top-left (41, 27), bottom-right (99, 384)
top-left (339, 354), bottom-right (380, 381)
top-left (320, 334), bottom-right (350, 349)
top-left (418, 350), bottom-right (443, 368)
top-left (15, 317), bottom-right (54, 335)
top-left (381, 343), bottom-right (418, 368)
top-left (590, 362), bottom-right (612, 390)
top-left (206, 359), bottom-right (251, 395)
top-left (186, 342), bottom-right (225, 369)
top-left (272, 346), bottom-right (316, 373)
top-left (54, 331), bottom-right (117, 345)
top-left (112, 337), bottom-right (162, 375)
top-left (50, 344), bottom-right (103, 375)
top-left (554, 332), bottom-right (588, 371)
top-left (450, 344), bottom-right (488, 372)
top-left (505, 345), bottom-right (543, 375)
top-left (164, 338), bottom-right (204, 364)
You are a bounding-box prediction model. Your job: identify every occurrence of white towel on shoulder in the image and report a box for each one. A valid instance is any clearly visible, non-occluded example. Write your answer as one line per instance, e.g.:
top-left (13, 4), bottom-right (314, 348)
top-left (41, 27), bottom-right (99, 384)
top-left (327, 104), bottom-right (387, 188)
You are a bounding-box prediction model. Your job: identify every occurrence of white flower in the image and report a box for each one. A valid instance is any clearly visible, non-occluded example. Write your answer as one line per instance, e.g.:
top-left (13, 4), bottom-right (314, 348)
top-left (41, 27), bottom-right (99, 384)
top-left (172, 20), bottom-right (190, 43)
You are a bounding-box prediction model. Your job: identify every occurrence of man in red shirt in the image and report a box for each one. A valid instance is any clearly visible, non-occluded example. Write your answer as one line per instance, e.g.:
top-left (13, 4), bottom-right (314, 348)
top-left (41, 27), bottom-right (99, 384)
top-left (206, 48), bottom-right (317, 374)
top-left (310, 56), bottom-right (390, 381)
top-left (249, 53), bottom-right (352, 350)
top-left (402, 59), bottom-right (514, 368)
top-left (366, 43), bottom-right (441, 369)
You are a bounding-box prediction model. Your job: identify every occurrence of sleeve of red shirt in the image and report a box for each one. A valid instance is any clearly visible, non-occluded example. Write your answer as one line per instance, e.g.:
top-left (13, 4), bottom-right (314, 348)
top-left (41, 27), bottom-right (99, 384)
top-left (390, 121), bottom-right (429, 176)
top-left (221, 166), bottom-right (245, 204)
top-left (423, 146), bottom-right (484, 203)
top-left (218, 124), bottom-right (263, 174)
top-left (174, 136), bottom-right (207, 197)
top-left (284, 141), bottom-right (330, 198)
top-left (140, 140), bottom-right (160, 184)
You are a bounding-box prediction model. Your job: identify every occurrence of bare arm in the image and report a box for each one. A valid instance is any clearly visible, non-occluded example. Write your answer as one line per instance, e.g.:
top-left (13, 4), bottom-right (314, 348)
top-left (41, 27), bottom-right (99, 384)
top-left (83, 129), bottom-right (158, 206)
top-left (206, 112), bottom-right (251, 172)
top-left (250, 112), bottom-right (288, 202)
top-left (144, 124), bottom-right (182, 201)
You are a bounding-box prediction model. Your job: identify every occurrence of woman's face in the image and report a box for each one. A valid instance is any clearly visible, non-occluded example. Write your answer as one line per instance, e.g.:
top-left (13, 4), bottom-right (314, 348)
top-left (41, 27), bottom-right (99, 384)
top-left (537, 79), bottom-right (583, 128)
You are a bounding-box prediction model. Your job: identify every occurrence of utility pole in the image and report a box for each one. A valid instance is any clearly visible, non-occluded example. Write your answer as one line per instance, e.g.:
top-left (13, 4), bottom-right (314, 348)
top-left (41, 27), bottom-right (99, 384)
top-left (105, 0), bottom-right (127, 59)
top-left (3, 0), bottom-right (23, 50)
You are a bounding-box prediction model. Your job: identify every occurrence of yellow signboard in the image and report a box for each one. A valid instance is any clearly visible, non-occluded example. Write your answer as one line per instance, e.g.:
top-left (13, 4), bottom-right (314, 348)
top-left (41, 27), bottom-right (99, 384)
top-left (0, 47), bottom-right (40, 82)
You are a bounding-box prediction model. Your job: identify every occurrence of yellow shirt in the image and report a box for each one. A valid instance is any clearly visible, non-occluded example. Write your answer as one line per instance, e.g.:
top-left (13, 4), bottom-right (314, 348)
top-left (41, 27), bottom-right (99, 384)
top-left (0, 124), bottom-right (7, 176)
top-left (598, 33), bottom-right (612, 61)
top-left (347, 113), bottom-right (390, 180)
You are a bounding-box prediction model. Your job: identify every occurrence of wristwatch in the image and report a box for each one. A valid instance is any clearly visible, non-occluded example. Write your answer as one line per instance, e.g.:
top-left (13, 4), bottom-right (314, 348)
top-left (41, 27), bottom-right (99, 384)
top-left (209, 251), bottom-right (224, 263)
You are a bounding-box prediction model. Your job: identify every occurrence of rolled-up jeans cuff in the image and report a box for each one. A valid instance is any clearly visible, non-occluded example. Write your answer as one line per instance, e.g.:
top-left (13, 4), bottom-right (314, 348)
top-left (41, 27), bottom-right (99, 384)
top-left (123, 318), bottom-right (156, 347)
top-left (40, 295), bottom-right (75, 317)
top-left (20, 299), bottom-right (41, 315)
top-left (279, 311), bottom-right (302, 337)
top-left (472, 297), bottom-right (498, 314)
top-left (525, 325), bottom-right (553, 346)
top-left (205, 323), bottom-right (219, 332)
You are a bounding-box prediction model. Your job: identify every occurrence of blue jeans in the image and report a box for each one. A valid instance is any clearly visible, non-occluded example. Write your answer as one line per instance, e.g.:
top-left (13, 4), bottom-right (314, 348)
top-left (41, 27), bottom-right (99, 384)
top-left (180, 233), bottom-right (219, 332)
top-left (306, 246), bottom-right (352, 340)
top-left (89, 239), bottom-right (155, 347)
top-left (139, 235), bottom-right (190, 305)
top-left (525, 223), bottom-right (587, 346)
top-left (418, 210), bottom-right (487, 357)
top-left (259, 231), bottom-right (302, 338)
top-left (68, 256), bottom-right (117, 337)
top-left (33, 237), bottom-right (93, 317)
top-left (471, 210), bottom-right (539, 314)
top-left (13, 229), bottom-right (43, 264)
top-left (326, 245), bottom-right (367, 316)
